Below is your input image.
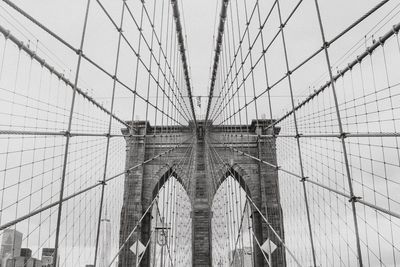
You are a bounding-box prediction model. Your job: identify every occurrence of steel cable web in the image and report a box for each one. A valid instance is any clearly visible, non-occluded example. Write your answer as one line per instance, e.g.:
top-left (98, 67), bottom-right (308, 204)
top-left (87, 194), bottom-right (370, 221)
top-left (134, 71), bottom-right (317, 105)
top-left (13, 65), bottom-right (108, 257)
top-left (0, 0), bottom-right (400, 266)
top-left (171, 0), bottom-right (198, 128)
top-left (205, 0), bottom-right (229, 123)
top-left (0, 0), bottom-right (195, 266)
top-left (206, 0), bottom-right (400, 266)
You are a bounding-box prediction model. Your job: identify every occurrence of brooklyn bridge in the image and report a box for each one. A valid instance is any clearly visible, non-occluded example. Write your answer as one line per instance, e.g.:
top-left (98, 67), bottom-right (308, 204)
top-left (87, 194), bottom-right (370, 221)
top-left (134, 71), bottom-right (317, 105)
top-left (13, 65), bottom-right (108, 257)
top-left (0, 0), bottom-right (399, 266)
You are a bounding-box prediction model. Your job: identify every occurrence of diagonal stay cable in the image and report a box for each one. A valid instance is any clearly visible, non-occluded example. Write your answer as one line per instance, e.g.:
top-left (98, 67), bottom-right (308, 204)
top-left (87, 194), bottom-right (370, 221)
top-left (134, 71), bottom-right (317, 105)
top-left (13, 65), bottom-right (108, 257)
top-left (154, 199), bottom-right (175, 267)
top-left (123, 0), bottom-right (193, 122)
top-left (95, 0), bottom-right (191, 124)
top-left (1, 0), bottom-right (190, 125)
top-left (265, 20), bottom-right (400, 132)
top-left (213, 0), bottom-right (390, 125)
top-left (205, 0), bottom-right (229, 122)
top-left (119, 0), bottom-right (193, 122)
top-left (0, 135), bottom-right (194, 232)
top-left (108, 136), bottom-right (195, 266)
top-left (208, 0), bottom-right (264, 123)
top-left (211, 0), bottom-right (389, 123)
top-left (0, 24), bottom-right (129, 128)
top-left (205, 136), bottom-right (303, 267)
top-left (170, 0), bottom-right (197, 127)
top-left (207, 134), bottom-right (400, 220)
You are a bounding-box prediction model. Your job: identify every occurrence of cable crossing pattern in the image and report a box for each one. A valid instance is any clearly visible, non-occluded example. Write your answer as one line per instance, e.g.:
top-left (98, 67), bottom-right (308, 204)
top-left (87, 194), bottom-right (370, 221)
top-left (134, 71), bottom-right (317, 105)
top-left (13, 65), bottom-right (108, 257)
top-left (0, 0), bottom-right (399, 266)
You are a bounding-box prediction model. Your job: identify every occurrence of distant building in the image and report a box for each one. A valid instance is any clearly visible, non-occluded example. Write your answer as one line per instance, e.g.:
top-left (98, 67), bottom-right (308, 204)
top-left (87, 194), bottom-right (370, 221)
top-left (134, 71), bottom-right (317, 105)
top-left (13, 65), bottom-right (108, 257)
top-left (4, 257), bottom-right (24, 267)
top-left (5, 257), bottom-right (41, 267)
top-left (1, 229), bottom-right (23, 267)
top-left (41, 248), bottom-right (59, 267)
top-left (0, 230), bottom-right (42, 267)
top-left (24, 258), bottom-right (42, 267)
top-left (229, 247), bottom-right (252, 267)
top-left (0, 229), bottom-right (23, 258)
top-left (97, 208), bottom-right (111, 267)
top-left (20, 248), bottom-right (32, 258)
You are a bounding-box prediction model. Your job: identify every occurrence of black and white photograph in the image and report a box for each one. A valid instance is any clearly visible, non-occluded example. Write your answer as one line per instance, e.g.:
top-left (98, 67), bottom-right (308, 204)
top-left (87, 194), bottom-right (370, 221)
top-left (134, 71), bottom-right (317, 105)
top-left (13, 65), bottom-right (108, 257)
top-left (0, 0), bottom-right (399, 266)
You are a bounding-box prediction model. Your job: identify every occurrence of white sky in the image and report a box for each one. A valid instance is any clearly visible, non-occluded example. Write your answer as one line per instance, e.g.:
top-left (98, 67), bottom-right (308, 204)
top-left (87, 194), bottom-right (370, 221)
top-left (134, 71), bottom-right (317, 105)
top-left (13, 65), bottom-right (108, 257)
top-left (0, 0), bottom-right (399, 266)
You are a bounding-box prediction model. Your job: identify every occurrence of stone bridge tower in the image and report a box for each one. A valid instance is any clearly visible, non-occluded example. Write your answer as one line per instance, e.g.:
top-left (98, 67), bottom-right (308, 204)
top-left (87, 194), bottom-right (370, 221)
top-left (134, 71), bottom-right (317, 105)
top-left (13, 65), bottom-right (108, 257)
top-left (118, 120), bottom-right (286, 267)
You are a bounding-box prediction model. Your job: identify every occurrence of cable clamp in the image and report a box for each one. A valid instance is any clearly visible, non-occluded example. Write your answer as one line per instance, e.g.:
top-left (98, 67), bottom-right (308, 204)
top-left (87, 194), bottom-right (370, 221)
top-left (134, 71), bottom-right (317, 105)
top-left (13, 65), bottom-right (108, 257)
top-left (348, 196), bottom-right (361, 203)
top-left (4, 30), bottom-right (10, 39)
top-left (393, 25), bottom-right (399, 34)
top-left (378, 37), bottom-right (385, 46)
top-left (99, 180), bottom-right (107, 186)
top-left (17, 41), bottom-right (24, 50)
top-left (294, 133), bottom-right (302, 139)
top-left (76, 49), bottom-right (82, 55)
top-left (62, 131), bottom-right (72, 137)
top-left (323, 41), bottom-right (330, 49)
top-left (339, 132), bottom-right (348, 139)
top-left (275, 165), bottom-right (281, 171)
top-left (300, 176), bottom-right (308, 182)
top-left (347, 63), bottom-right (353, 71)
top-left (286, 70), bottom-right (292, 75)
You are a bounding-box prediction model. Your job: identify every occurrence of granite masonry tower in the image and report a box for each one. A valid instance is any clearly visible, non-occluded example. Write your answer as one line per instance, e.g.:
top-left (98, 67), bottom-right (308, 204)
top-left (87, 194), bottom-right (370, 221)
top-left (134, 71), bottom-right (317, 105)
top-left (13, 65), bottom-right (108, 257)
top-left (118, 120), bottom-right (286, 267)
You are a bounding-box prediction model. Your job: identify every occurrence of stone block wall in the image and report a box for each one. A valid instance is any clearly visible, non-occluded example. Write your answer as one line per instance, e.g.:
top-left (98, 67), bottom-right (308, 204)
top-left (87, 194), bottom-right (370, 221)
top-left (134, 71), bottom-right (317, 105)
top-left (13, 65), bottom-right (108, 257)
top-left (118, 120), bottom-right (285, 267)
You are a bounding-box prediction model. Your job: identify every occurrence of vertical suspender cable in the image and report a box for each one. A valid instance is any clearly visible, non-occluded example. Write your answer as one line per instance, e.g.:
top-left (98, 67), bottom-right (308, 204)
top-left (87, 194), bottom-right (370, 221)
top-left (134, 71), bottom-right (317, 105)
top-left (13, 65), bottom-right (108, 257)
top-left (170, 0), bottom-right (198, 129)
top-left (205, 0), bottom-right (229, 123)
top-left (53, 0), bottom-right (92, 262)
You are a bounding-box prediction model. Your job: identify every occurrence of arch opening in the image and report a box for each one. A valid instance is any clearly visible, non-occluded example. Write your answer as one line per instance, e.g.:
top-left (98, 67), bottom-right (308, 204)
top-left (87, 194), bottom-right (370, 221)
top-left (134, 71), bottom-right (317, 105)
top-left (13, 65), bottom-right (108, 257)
top-left (211, 174), bottom-right (254, 266)
top-left (148, 175), bottom-right (192, 267)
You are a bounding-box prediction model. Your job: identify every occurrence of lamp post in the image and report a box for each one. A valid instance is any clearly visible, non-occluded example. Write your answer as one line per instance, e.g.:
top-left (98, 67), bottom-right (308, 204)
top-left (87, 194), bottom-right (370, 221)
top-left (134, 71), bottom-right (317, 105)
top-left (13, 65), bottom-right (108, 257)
top-left (155, 218), bottom-right (171, 267)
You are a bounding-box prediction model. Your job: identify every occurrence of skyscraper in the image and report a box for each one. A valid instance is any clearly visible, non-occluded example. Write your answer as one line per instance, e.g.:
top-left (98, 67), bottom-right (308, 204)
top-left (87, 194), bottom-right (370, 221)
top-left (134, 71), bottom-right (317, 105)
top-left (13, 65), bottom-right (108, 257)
top-left (5, 256), bottom-right (42, 267)
top-left (97, 208), bottom-right (111, 267)
top-left (41, 248), bottom-right (59, 267)
top-left (0, 229), bottom-right (23, 259)
top-left (20, 248), bottom-right (32, 258)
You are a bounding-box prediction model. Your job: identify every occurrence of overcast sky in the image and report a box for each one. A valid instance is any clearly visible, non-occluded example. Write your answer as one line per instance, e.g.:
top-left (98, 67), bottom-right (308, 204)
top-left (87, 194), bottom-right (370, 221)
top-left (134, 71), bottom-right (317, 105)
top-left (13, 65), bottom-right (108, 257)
top-left (0, 0), bottom-right (399, 266)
